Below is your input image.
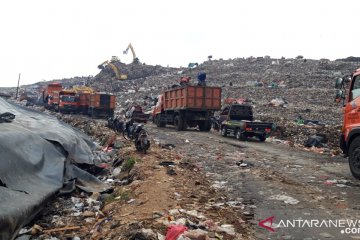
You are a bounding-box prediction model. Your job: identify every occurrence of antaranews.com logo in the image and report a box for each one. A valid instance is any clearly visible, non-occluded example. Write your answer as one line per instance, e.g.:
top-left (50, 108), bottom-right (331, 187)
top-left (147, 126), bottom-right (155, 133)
top-left (259, 216), bottom-right (360, 235)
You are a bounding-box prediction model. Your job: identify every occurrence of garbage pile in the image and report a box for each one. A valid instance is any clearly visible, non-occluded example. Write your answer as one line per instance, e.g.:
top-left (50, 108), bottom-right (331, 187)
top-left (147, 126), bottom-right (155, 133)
top-left (92, 57), bottom-right (357, 154)
top-left (91, 61), bottom-right (180, 92)
top-left (16, 112), bottom-right (250, 239)
top-left (2, 57), bottom-right (359, 154)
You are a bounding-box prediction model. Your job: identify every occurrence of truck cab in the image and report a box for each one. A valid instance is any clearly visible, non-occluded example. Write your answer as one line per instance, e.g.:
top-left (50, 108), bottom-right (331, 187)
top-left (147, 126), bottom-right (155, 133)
top-left (335, 69), bottom-right (360, 179)
top-left (43, 83), bottom-right (62, 110)
top-left (57, 91), bottom-right (79, 113)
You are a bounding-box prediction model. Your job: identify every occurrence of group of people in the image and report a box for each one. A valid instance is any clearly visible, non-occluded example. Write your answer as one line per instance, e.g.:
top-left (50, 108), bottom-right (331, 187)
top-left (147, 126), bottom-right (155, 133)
top-left (172, 72), bottom-right (207, 88)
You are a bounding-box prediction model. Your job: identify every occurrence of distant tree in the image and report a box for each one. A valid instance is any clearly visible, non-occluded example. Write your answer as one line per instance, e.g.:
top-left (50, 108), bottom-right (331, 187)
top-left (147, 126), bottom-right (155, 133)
top-left (296, 55), bottom-right (304, 59)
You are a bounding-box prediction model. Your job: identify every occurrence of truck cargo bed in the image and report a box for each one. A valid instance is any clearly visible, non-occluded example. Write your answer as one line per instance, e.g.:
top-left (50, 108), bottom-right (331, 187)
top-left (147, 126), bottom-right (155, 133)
top-left (164, 86), bottom-right (221, 111)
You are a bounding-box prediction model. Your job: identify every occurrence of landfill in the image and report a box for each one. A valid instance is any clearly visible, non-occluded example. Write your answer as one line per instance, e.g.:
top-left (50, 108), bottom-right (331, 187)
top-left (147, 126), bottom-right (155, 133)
top-left (1, 56), bottom-right (360, 240)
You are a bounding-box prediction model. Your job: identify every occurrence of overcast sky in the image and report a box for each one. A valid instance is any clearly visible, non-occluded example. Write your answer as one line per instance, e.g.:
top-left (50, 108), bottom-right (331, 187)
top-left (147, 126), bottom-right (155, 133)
top-left (0, 0), bottom-right (359, 87)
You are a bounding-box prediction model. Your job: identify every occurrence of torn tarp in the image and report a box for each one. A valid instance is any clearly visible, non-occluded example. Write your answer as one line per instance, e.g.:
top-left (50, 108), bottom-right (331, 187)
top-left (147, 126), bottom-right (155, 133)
top-left (0, 98), bottom-right (110, 240)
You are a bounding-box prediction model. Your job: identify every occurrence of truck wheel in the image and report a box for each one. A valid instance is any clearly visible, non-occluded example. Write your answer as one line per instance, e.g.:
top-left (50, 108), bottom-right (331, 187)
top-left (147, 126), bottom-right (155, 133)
top-left (221, 126), bottom-right (227, 137)
top-left (156, 115), bottom-right (166, 127)
top-left (155, 116), bottom-right (161, 127)
top-left (235, 130), bottom-right (241, 140)
top-left (259, 135), bottom-right (266, 142)
top-left (235, 130), bottom-right (246, 141)
top-left (199, 121), bottom-right (211, 132)
top-left (349, 137), bottom-right (360, 179)
top-left (174, 115), bottom-right (183, 131)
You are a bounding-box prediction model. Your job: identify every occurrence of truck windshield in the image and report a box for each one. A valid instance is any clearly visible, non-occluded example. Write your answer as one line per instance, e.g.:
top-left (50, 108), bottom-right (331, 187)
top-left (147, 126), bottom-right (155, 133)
top-left (61, 96), bottom-right (76, 102)
top-left (352, 75), bottom-right (360, 100)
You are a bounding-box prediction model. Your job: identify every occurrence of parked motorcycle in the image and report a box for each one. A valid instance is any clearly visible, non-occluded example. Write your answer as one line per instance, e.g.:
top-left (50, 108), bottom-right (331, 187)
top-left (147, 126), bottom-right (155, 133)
top-left (125, 121), bottom-right (150, 154)
top-left (108, 117), bottom-right (150, 154)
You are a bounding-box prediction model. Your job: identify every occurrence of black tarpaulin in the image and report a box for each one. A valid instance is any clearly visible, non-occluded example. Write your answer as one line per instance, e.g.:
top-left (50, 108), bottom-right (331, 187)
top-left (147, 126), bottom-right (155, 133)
top-left (0, 98), bottom-right (110, 240)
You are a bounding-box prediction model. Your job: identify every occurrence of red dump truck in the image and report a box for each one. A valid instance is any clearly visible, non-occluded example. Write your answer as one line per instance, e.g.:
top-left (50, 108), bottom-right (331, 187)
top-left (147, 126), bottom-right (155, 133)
top-left (78, 93), bottom-right (91, 114)
top-left (152, 85), bottom-right (222, 131)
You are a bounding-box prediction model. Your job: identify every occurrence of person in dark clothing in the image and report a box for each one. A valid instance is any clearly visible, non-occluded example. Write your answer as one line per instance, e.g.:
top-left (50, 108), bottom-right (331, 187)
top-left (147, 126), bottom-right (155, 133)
top-left (197, 72), bottom-right (206, 86)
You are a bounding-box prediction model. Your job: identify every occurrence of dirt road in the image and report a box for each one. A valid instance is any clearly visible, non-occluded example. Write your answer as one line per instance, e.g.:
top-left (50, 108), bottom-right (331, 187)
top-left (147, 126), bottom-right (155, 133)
top-left (147, 124), bottom-right (360, 240)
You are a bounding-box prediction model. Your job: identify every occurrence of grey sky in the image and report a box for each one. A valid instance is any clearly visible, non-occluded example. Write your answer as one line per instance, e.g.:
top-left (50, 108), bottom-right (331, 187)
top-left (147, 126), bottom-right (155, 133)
top-left (0, 0), bottom-right (359, 87)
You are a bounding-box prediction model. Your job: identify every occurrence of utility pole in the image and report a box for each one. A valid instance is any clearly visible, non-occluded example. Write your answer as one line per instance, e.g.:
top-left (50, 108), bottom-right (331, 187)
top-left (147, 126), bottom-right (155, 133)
top-left (15, 73), bottom-right (21, 100)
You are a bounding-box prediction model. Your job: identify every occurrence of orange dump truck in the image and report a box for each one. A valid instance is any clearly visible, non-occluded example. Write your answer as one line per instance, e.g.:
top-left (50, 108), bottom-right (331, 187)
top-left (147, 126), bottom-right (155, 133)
top-left (56, 90), bottom-right (79, 113)
top-left (152, 85), bottom-right (222, 131)
top-left (78, 93), bottom-right (91, 114)
top-left (42, 82), bottom-right (62, 110)
top-left (335, 68), bottom-right (360, 179)
top-left (88, 93), bottom-right (116, 118)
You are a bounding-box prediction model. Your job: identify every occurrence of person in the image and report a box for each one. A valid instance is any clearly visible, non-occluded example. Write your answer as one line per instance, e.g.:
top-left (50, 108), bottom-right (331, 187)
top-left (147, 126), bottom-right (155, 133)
top-left (197, 72), bottom-right (206, 86)
top-left (180, 76), bottom-right (191, 86)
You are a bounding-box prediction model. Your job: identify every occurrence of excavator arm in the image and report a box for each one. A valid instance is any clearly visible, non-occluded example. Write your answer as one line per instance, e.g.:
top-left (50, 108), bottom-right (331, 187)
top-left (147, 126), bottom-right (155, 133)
top-left (123, 43), bottom-right (139, 63)
top-left (97, 60), bottom-right (127, 80)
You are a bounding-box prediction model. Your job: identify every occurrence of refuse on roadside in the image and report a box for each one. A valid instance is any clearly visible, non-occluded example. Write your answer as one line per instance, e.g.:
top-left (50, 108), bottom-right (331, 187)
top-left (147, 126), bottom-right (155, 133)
top-left (304, 134), bottom-right (328, 148)
top-left (269, 194), bottom-right (300, 205)
top-left (0, 112), bottom-right (15, 123)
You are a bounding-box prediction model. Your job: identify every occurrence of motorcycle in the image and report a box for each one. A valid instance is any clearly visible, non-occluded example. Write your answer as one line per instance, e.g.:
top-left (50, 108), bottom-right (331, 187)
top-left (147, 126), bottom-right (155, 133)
top-left (125, 122), bottom-right (150, 154)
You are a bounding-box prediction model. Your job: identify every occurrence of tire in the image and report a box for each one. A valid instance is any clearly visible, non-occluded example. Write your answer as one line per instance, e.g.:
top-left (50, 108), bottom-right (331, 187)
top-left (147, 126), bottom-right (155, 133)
top-left (156, 115), bottom-right (166, 127)
top-left (221, 126), bottom-right (227, 137)
top-left (155, 115), bottom-right (161, 127)
top-left (174, 115), bottom-right (183, 131)
top-left (349, 137), bottom-right (360, 179)
top-left (199, 121), bottom-right (211, 132)
top-left (236, 129), bottom-right (247, 141)
top-left (235, 129), bottom-right (241, 140)
top-left (259, 135), bottom-right (266, 142)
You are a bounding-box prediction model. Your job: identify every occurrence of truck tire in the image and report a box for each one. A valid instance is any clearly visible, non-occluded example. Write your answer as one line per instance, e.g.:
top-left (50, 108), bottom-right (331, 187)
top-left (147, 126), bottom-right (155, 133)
top-left (259, 135), bottom-right (266, 142)
top-left (174, 115), bottom-right (183, 131)
top-left (155, 115), bottom-right (161, 127)
top-left (349, 137), bottom-right (360, 179)
top-left (236, 129), bottom-right (246, 141)
top-left (221, 126), bottom-right (227, 137)
top-left (156, 115), bottom-right (166, 128)
top-left (199, 121), bottom-right (211, 132)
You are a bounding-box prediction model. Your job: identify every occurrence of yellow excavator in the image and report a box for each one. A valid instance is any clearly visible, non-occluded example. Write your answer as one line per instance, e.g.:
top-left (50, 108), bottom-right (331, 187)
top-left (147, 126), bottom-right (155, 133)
top-left (123, 43), bottom-right (140, 63)
top-left (98, 60), bottom-right (127, 80)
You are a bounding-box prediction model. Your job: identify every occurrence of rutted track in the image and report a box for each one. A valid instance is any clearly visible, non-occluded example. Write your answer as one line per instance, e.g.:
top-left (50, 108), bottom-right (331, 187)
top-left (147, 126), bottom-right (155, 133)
top-left (148, 123), bottom-right (360, 239)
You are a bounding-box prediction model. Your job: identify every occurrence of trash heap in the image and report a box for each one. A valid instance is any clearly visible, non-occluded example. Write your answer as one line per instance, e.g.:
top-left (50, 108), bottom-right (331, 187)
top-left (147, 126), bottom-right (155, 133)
top-left (2, 57), bottom-right (360, 154)
top-left (14, 112), bottom-right (251, 239)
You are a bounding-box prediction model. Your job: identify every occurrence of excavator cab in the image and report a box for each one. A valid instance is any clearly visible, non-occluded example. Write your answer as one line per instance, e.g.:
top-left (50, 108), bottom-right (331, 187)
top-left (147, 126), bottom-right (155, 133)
top-left (111, 56), bottom-right (119, 62)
